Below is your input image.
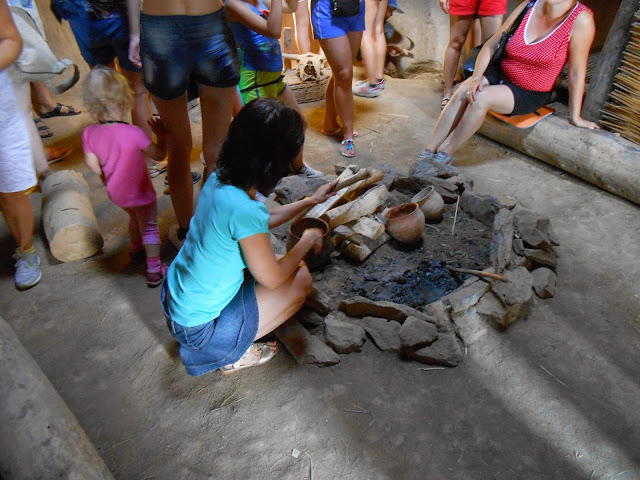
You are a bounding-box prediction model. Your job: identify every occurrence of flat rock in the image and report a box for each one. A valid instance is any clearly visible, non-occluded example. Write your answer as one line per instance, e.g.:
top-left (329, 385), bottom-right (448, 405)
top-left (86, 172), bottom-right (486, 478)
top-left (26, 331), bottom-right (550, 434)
top-left (296, 308), bottom-right (325, 328)
top-left (490, 208), bottom-right (515, 273)
top-left (510, 255), bottom-right (533, 270)
top-left (496, 194), bottom-right (517, 209)
top-left (339, 296), bottom-right (433, 324)
top-left (442, 281), bottom-right (491, 314)
top-left (372, 162), bottom-right (406, 190)
top-left (399, 316), bottom-right (438, 350)
top-left (514, 210), bottom-right (560, 247)
top-left (408, 331), bottom-right (464, 367)
top-left (476, 290), bottom-right (509, 325)
top-left (524, 248), bottom-right (557, 269)
top-left (512, 238), bottom-right (525, 256)
top-left (459, 191), bottom-right (502, 226)
top-left (304, 288), bottom-right (334, 315)
top-left (275, 175), bottom-right (329, 204)
top-left (452, 308), bottom-right (488, 345)
top-left (532, 267), bottom-right (557, 299)
top-left (409, 157), bottom-right (459, 179)
top-left (275, 319), bottom-right (340, 366)
top-left (394, 175), bottom-right (459, 203)
top-left (446, 174), bottom-right (474, 193)
top-left (423, 300), bottom-right (454, 333)
top-left (360, 317), bottom-right (402, 352)
top-left (324, 316), bottom-right (366, 353)
top-left (492, 267), bottom-right (534, 306)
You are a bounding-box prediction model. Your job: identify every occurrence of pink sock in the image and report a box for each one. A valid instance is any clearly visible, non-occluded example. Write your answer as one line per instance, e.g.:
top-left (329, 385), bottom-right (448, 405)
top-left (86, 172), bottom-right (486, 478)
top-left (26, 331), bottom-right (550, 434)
top-left (147, 256), bottom-right (161, 273)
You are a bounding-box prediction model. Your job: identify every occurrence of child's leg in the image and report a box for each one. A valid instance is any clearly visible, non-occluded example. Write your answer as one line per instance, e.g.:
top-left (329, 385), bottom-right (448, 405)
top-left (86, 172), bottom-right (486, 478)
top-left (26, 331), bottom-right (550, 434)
top-left (134, 201), bottom-right (162, 272)
top-left (124, 207), bottom-right (144, 253)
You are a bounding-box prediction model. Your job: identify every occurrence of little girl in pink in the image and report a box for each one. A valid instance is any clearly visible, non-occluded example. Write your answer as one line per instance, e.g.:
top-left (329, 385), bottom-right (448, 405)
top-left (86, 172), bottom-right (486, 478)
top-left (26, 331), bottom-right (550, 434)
top-left (82, 66), bottom-right (168, 286)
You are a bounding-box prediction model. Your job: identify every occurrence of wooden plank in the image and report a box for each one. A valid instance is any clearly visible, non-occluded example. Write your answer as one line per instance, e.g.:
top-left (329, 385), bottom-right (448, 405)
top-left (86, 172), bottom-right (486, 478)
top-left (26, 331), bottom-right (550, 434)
top-left (351, 216), bottom-right (385, 240)
top-left (583, 0), bottom-right (640, 121)
top-left (321, 185), bottom-right (390, 229)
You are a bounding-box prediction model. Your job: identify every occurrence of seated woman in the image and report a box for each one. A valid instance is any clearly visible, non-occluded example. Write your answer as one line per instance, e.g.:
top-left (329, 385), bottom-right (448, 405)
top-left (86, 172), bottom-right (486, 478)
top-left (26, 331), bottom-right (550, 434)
top-left (420, 0), bottom-right (600, 166)
top-left (161, 99), bottom-right (337, 376)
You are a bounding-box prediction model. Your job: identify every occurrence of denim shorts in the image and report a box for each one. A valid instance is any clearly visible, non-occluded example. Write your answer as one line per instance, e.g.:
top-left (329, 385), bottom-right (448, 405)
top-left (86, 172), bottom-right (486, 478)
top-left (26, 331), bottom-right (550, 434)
top-left (311, 0), bottom-right (366, 40)
top-left (67, 9), bottom-right (140, 72)
top-left (161, 276), bottom-right (260, 376)
top-left (140, 10), bottom-right (240, 100)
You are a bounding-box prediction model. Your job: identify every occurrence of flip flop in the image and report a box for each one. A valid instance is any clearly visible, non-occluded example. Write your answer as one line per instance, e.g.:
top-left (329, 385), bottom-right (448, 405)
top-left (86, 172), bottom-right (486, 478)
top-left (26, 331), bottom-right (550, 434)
top-left (47, 146), bottom-right (72, 165)
top-left (322, 127), bottom-right (359, 138)
top-left (34, 118), bottom-right (53, 138)
top-left (220, 341), bottom-right (278, 375)
top-left (40, 103), bottom-right (80, 118)
top-left (440, 95), bottom-right (452, 110)
top-left (340, 139), bottom-right (355, 158)
top-left (148, 161), bottom-right (167, 178)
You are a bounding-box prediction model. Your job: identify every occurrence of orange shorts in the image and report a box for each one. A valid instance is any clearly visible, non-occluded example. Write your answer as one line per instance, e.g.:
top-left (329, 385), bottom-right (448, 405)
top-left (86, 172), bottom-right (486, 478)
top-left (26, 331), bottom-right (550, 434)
top-left (449, 0), bottom-right (507, 16)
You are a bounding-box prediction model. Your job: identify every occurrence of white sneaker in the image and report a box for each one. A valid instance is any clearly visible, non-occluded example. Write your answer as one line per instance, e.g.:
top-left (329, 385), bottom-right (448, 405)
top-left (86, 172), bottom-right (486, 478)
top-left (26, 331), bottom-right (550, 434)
top-left (168, 224), bottom-right (185, 250)
top-left (296, 163), bottom-right (323, 178)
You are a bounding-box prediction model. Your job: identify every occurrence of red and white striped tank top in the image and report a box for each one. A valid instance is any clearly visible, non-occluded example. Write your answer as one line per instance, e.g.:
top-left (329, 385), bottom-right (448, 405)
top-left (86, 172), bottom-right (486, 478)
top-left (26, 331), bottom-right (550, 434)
top-left (500, 1), bottom-right (592, 92)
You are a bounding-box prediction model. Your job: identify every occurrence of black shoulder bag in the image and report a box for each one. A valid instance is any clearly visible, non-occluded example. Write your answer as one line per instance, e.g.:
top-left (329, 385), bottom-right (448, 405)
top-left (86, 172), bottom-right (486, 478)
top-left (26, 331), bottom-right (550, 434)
top-left (462, 0), bottom-right (536, 80)
top-left (331, 0), bottom-right (360, 17)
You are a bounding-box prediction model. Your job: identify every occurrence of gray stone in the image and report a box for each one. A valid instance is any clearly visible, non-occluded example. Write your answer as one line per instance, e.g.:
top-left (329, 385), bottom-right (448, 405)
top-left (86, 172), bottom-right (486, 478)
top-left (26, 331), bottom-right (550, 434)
top-left (492, 267), bottom-right (534, 306)
top-left (304, 288), bottom-right (334, 315)
top-left (339, 296), bottom-right (434, 324)
top-left (360, 317), bottom-right (402, 352)
top-left (532, 267), bottom-right (557, 299)
top-left (410, 157), bottom-right (459, 179)
top-left (399, 316), bottom-right (438, 350)
top-left (408, 331), bottom-right (465, 367)
top-left (275, 175), bottom-right (329, 204)
top-left (446, 174), bottom-right (474, 194)
top-left (490, 208), bottom-right (515, 273)
top-left (275, 319), bottom-right (340, 366)
top-left (512, 238), bottom-right (525, 256)
top-left (451, 308), bottom-right (488, 345)
top-left (514, 210), bottom-right (560, 248)
top-left (496, 194), bottom-right (517, 210)
top-left (524, 248), bottom-right (557, 269)
top-left (324, 316), bottom-right (366, 353)
top-left (441, 281), bottom-right (491, 314)
top-left (394, 175), bottom-right (460, 203)
top-left (510, 255), bottom-right (533, 270)
top-left (459, 191), bottom-right (502, 226)
top-left (423, 300), bottom-right (454, 333)
top-left (296, 308), bottom-right (325, 328)
top-left (372, 162), bottom-right (406, 190)
top-left (476, 291), bottom-right (509, 324)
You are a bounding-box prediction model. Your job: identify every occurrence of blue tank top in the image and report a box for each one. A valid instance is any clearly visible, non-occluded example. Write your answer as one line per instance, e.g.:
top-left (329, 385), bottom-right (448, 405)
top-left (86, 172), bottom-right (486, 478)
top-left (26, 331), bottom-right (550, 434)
top-left (229, 0), bottom-right (284, 72)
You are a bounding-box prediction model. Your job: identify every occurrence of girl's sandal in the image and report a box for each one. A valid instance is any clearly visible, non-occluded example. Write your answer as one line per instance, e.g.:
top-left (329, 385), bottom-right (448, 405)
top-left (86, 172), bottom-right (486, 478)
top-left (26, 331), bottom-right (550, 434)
top-left (440, 95), bottom-right (452, 110)
top-left (340, 139), bottom-right (355, 158)
top-left (220, 342), bottom-right (278, 375)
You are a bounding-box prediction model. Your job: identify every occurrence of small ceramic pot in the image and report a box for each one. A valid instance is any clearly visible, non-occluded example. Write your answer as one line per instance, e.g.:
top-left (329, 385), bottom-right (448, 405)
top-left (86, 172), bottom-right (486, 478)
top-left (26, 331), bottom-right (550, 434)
top-left (286, 217), bottom-right (332, 270)
top-left (384, 202), bottom-right (425, 244)
top-left (412, 186), bottom-right (444, 221)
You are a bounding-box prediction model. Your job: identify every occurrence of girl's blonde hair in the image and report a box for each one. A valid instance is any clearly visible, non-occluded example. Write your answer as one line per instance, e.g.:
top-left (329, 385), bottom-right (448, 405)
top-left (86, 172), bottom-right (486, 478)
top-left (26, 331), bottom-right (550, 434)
top-left (82, 66), bottom-right (133, 123)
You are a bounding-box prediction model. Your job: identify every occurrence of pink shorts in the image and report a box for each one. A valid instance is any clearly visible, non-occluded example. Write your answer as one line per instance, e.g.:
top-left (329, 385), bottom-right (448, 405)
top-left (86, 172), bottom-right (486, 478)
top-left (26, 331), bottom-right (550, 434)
top-left (449, 0), bottom-right (507, 16)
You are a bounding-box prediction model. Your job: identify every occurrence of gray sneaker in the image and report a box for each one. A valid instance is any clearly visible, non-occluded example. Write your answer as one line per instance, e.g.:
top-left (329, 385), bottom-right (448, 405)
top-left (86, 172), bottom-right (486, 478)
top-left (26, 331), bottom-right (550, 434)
top-left (296, 163), bottom-right (323, 178)
top-left (433, 151), bottom-right (453, 165)
top-left (417, 148), bottom-right (435, 161)
top-left (14, 249), bottom-right (42, 290)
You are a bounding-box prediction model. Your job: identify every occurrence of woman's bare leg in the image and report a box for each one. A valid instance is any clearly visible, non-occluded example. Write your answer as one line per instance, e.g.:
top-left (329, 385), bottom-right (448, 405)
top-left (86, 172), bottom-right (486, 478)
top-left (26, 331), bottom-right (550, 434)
top-left (443, 15), bottom-right (473, 99)
top-left (479, 15), bottom-right (503, 43)
top-left (31, 81), bottom-right (78, 115)
top-left (0, 191), bottom-right (34, 251)
top-left (152, 93), bottom-right (193, 229)
top-left (360, 0), bottom-right (388, 84)
top-left (198, 84), bottom-right (237, 180)
top-left (293, 0), bottom-right (311, 54)
top-left (440, 84), bottom-right (514, 156)
top-left (121, 69), bottom-right (152, 138)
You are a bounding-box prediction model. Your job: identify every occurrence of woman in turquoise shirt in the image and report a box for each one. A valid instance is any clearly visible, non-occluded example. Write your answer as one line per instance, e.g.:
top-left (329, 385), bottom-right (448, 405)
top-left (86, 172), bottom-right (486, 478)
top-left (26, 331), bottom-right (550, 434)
top-left (162, 99), bottom-right (336, 376)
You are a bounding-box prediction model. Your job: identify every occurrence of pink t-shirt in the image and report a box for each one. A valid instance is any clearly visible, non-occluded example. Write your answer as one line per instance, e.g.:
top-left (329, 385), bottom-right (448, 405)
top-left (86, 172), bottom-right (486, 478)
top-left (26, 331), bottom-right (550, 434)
top-left (82, 123), bottom-right (155, 207)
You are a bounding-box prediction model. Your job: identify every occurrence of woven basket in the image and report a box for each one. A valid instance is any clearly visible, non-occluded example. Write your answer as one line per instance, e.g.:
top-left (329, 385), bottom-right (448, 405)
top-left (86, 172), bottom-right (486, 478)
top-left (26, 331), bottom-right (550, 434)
top-left (284, 70), bottom-right (331, 104)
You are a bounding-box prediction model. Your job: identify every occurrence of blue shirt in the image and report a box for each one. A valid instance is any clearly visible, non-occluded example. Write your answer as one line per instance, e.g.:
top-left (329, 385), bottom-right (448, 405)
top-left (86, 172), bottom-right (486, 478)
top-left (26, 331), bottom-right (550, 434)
top-left (166, 174), bottom-right (270, 327)
top-left (229, 0), bottom-right (283, 72)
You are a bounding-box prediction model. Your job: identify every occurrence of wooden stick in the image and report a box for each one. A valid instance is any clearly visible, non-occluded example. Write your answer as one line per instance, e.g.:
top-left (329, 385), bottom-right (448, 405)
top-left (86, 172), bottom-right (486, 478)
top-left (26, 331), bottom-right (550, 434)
top-left (451, 195), bottom-right (460, 236)
top-left (446, 266), bottom-right (508, 282)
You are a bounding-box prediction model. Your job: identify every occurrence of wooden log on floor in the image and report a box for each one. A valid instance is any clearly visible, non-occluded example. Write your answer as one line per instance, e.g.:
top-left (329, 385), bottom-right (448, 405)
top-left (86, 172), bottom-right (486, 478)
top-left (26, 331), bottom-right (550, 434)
top-left (478, 114), bottom-right (640, 206)
top-left (41, 170), bottom-right (104, 263)
top-left (0, 315), bottom-right (115, 480)
top-left (321, 184), bottom-right (390, 229)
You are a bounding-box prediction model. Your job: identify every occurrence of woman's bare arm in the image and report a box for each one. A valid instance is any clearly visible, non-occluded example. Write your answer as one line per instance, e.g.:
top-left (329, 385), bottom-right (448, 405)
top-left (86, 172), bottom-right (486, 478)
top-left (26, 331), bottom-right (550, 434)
top-left (267, 180), bottom-right (336, 229)
top-left (0, 2), bottom-right (22, 71)
top-left (240, 229), bottom-right (321, 289)
top-left (567, 10), bottom-right (599, 129)
top-left (226, 0), bottom-right (284, 38)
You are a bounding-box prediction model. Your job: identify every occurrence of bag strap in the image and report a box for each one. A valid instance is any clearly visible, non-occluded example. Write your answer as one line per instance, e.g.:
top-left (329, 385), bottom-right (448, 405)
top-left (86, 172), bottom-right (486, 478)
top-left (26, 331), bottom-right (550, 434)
top-left (505, 0), bottom-right (536, 41)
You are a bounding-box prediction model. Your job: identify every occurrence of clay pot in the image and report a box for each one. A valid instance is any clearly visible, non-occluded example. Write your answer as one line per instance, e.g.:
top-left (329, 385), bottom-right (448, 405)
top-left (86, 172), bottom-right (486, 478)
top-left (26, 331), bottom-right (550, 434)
top-left (384, 202), bottom-right (425, 244)
top-left (411, 186), bottom-right (444, 221)
top-left (286, 217), bottom-right (332, 270)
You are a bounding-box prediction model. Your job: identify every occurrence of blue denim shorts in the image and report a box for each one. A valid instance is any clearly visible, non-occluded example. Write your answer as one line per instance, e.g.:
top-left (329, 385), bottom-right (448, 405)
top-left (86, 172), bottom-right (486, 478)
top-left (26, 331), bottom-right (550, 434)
top-left (140, 10), bottom-right (240, 100)
top-left (311, 0), bottom-right (366, 40)
top-left (161, 276), bottom-right (259, 376)
top-left (67, 9), bottom-right (140, 72)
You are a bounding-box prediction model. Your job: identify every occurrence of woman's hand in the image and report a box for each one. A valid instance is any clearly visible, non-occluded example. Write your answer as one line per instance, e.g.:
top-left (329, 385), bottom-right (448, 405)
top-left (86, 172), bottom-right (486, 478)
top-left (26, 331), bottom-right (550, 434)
top-left (466, 77), bottom-right (483, 104)
top-left (128, 34), bottom-right (142, 68)
top-left (570, 116), bottom-right (600, 130)
top-left (308, 179), bottom-right (338, 205)
top-left (148, 117), bottom-right (167, 142)
top-left (301, 227), bottom-right (323, 255)
top-left (439, 0), bottom-right (449, 14)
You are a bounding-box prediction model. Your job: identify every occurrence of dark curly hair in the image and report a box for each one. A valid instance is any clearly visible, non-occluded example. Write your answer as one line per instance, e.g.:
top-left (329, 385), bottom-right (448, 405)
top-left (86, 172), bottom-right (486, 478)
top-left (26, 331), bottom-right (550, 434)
top-left (216, 98), bottom-right (305, 192)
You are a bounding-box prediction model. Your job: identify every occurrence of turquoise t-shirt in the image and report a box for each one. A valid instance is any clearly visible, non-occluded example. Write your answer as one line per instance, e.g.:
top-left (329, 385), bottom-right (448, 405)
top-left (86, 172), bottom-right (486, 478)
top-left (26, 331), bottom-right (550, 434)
top-left (166, 173), bottom-right (270, 327)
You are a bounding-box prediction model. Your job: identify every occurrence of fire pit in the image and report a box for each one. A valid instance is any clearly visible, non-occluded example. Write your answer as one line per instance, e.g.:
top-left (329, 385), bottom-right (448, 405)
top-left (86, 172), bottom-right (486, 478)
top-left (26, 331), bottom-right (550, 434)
top-left (270, 159), bottom-right (559, 368)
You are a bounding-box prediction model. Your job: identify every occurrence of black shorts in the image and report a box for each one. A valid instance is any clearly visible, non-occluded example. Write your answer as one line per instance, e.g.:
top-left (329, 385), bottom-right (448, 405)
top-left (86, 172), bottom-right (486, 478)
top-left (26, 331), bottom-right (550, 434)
top-left (484, 63), bottom-right (552, 116)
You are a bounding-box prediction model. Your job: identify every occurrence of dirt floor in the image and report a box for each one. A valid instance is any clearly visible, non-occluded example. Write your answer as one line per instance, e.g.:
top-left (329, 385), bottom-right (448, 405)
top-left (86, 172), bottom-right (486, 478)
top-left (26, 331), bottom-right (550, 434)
top-left (2, 65), bottom-right (640, 479)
